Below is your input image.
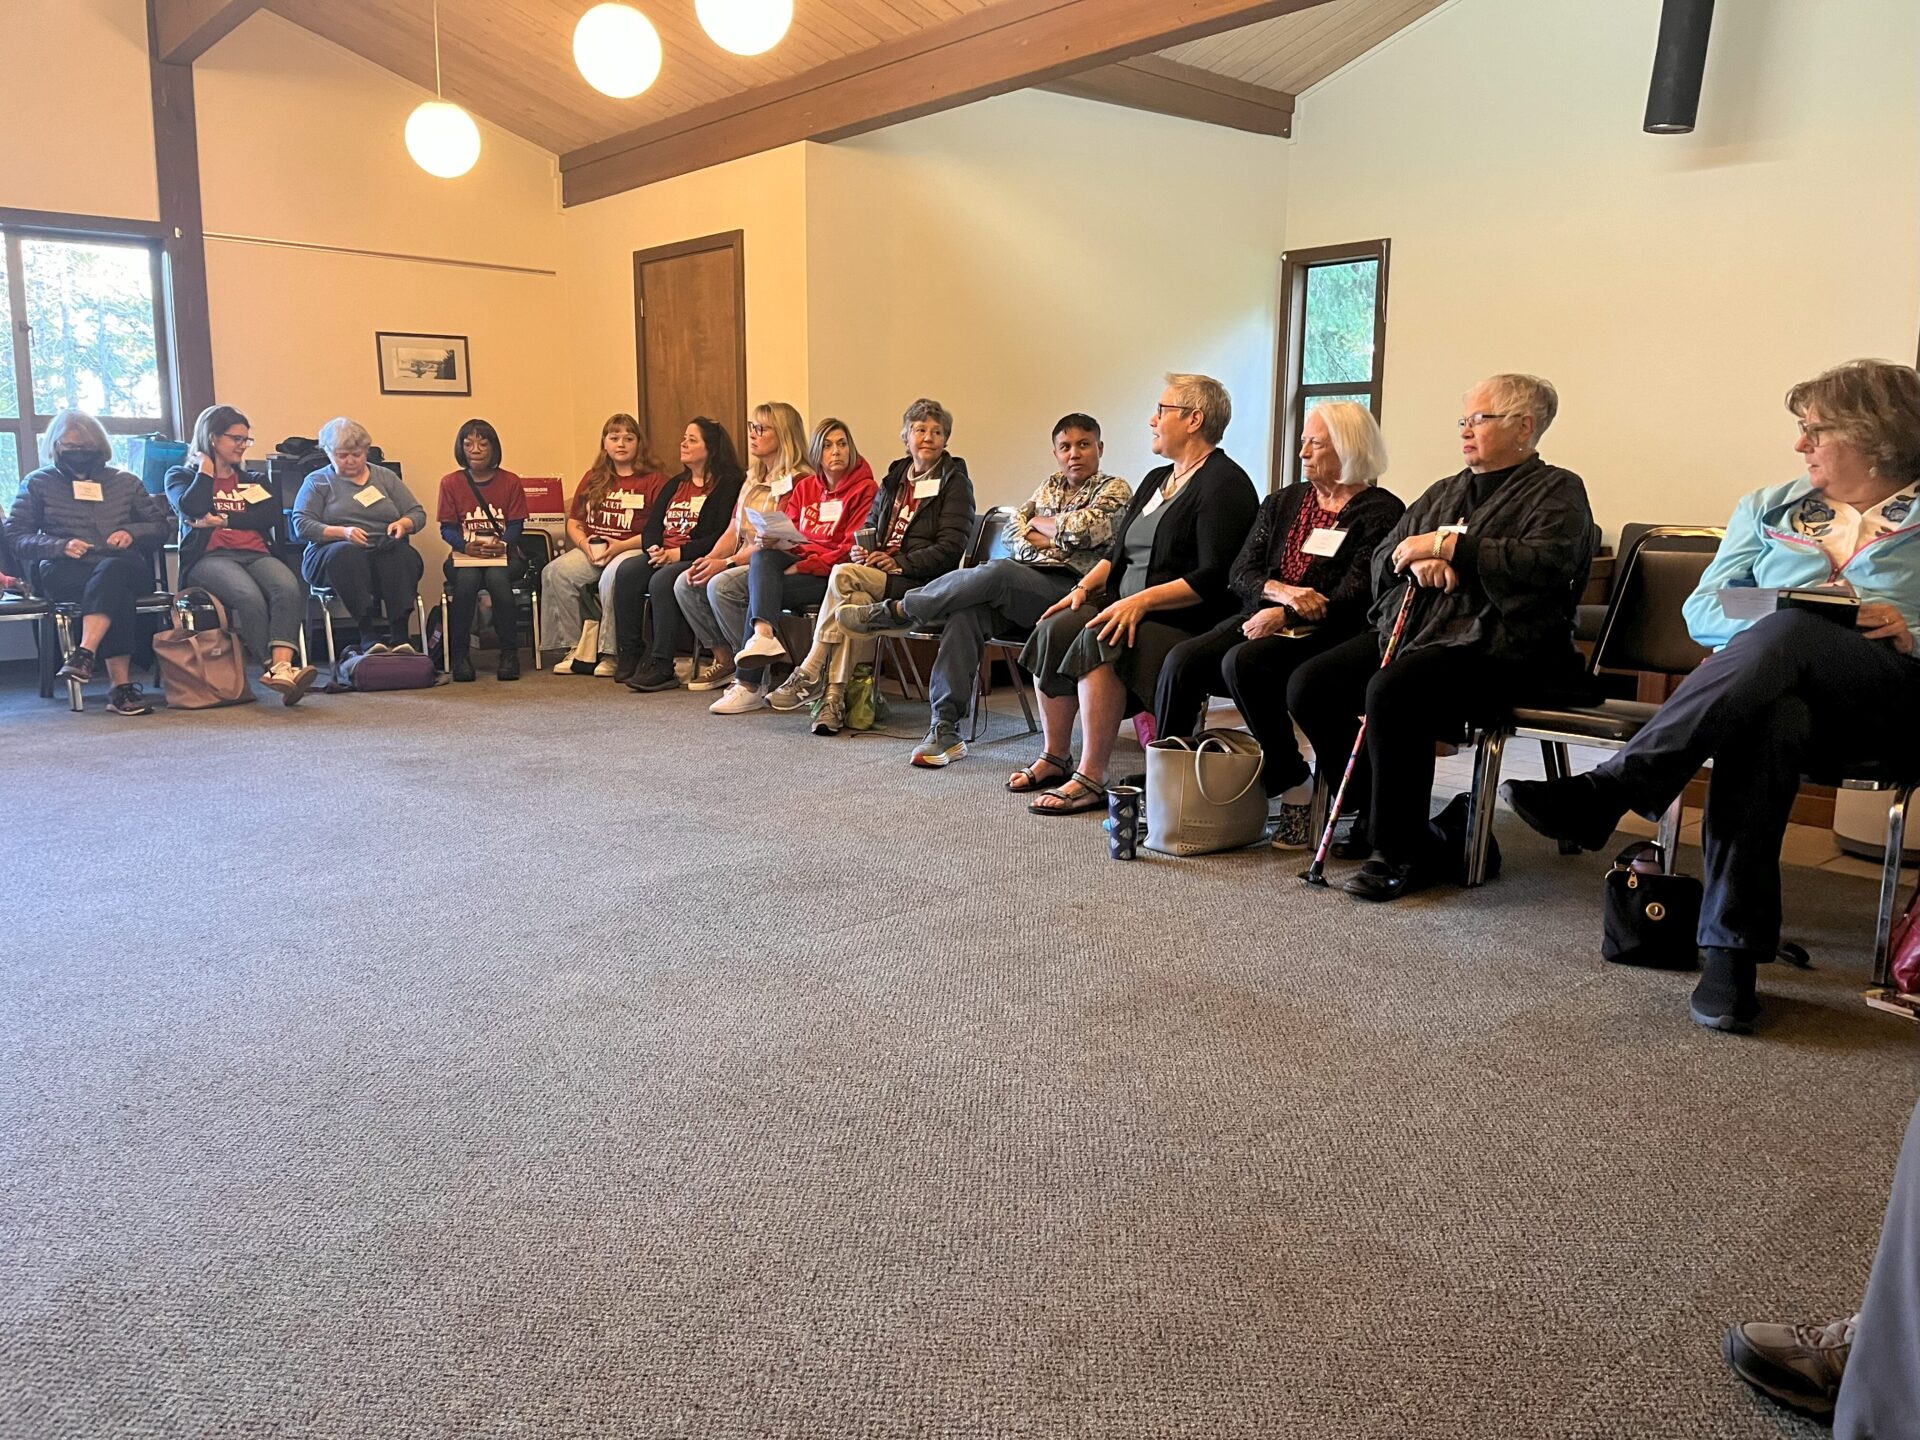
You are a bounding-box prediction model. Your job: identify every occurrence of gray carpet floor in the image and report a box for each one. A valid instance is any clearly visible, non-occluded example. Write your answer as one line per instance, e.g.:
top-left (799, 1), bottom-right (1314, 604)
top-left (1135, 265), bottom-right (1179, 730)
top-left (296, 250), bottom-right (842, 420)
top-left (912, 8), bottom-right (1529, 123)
top-left (3, 664), bottom-right (1916, 1439)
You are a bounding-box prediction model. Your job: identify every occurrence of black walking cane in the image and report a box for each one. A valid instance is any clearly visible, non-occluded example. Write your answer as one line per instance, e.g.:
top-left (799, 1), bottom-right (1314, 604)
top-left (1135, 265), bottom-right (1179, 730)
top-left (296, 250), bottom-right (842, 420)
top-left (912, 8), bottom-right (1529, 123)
top-left (1302, 582), bottom-right (1419, 886)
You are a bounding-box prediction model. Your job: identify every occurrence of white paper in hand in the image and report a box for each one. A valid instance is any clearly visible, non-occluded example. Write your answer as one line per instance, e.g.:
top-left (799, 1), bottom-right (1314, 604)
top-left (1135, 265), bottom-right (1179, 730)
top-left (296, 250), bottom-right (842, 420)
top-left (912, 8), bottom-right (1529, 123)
top-left (746, 507), bottom-right (807, 549)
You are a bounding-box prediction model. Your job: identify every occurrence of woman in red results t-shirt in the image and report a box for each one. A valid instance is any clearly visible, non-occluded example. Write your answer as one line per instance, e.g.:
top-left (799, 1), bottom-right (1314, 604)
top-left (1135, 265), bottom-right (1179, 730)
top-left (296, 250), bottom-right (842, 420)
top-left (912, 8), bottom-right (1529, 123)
top-left (163, 403), bottom-right (318, 705)
top-left (538, 412), bottom-right (665, 675)
top-left (436, 418), bottom-right (530, 683)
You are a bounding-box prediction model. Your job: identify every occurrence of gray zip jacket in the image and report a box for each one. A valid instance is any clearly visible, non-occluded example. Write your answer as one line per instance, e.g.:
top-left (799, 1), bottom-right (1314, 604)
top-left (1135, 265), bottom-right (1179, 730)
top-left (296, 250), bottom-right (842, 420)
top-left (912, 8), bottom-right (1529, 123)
top-left (6, 466), bottom-right (171, 565)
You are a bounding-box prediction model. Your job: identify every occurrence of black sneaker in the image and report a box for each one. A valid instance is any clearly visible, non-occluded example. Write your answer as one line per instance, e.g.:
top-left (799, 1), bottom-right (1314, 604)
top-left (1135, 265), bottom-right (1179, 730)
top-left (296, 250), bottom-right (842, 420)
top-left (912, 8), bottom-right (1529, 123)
top-left (1501, 774), bottom-right (1627, 853)
top-left (107, 683), bottom-right (153, 716)
top-left (496, 649), bottom-right (520, 681)
top-left (1690, 948), bottom-right (1761, 1033)
top-left (612, 652), bottom-right (640, 684)
top-left (1330, 812), bottom-right (1369, 861)
top-left (626, 661), bottom-right (681, 693)
top-left (57, 645), bottom-right (96, 683)
top-left (451, 655), bottom-right (477, 683)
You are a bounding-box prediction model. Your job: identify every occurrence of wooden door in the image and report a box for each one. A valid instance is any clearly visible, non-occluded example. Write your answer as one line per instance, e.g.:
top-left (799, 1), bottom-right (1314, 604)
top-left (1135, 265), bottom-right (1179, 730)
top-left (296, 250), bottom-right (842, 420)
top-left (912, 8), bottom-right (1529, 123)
top-left (633, 231), bottom-right (746, 464)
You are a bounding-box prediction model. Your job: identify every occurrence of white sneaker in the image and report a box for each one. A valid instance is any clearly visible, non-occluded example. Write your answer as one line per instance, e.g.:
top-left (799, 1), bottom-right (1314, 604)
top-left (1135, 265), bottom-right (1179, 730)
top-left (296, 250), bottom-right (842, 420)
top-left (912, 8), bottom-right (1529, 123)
top-left (736, 630), bottom-right (787, 664)
top-left (593, 657), bottom-right (617, 677)
top-left (708, 681), bottom-right (767, 714)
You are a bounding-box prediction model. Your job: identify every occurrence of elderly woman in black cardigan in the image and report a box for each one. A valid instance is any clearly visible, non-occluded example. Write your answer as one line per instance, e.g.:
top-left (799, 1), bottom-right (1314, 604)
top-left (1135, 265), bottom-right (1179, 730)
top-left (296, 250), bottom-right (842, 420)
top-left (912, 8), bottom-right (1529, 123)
top-left (1290, 373), bottom-right (1596, 899)
top-left (1153, 403), bottom-right (1405, 838)
top-left (1017, 373), bottom-right (1260, 814)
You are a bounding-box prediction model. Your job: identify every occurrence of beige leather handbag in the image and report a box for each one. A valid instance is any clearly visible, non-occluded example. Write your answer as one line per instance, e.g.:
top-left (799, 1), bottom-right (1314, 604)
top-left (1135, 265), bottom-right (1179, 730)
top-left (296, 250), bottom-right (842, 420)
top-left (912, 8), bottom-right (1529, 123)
top-left (1143, 729), bottom-right (1267, 856)
top-left (152, 587), bottom-right (256, 709)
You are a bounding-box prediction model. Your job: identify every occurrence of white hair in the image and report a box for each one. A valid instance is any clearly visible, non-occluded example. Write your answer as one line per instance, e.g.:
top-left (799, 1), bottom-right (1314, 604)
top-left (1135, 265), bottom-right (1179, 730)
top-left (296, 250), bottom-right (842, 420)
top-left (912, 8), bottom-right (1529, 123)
top-left (1313, 401), bottom-right (1389, 486)
top-left (318, 416), bottom-right (373, 455)
top-left (40, 410), bottom-right (113, 466)
top-left (1473, 374), bottom-right (1558, 443)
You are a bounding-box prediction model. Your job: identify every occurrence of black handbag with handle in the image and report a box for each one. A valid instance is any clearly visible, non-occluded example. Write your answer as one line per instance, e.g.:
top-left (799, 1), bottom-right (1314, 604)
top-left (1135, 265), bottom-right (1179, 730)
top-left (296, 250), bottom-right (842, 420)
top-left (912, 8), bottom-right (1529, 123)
top-left (1602, 841), bottom-right (1702, 969)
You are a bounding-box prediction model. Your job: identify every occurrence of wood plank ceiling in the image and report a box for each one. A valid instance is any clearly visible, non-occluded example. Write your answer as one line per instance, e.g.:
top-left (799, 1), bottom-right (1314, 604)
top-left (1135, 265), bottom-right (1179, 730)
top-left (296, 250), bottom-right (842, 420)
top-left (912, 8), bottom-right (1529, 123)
top-left (258, 0), bottom-right (1448, 185)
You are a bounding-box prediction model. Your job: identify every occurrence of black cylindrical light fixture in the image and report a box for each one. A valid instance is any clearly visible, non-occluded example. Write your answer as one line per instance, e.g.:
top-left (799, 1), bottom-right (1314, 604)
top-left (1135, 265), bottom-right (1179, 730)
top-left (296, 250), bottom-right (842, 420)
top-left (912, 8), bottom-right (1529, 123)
top-left (1645, 0), bottom-right (1714, 133)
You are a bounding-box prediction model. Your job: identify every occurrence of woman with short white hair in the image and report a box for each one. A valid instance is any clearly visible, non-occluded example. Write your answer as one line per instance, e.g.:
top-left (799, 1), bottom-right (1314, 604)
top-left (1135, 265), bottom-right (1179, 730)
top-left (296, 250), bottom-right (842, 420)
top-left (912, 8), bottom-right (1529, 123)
top-left (7, 409), bottom-right (172, 714)
top-left (292, 416), bottom-right (428, 648)
top-left (1291, 373), bottom-right (1595, 899)
top-left (1152, 401), bottom-right (1404, 846)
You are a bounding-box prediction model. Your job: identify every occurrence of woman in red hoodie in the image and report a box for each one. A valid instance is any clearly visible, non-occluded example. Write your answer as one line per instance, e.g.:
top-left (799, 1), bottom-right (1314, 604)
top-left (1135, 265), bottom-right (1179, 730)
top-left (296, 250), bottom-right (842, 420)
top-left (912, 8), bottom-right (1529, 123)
top-left (728, 416), bottom-right (878, 682)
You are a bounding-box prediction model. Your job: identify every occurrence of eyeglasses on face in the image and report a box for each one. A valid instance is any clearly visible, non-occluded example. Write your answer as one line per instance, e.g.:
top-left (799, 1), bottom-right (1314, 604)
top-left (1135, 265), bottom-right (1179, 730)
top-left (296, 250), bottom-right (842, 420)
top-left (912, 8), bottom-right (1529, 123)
top-left (219, 431), bottom-right (254, 448)
top-left (747, 422), bottom-right (773, 436)
top-left (1457, 412), bottom-right (1517, 431)
top-left (1796, 419), bottom-right (1840, 445)
top-left (1155, 403), bottom-right (1194, 417)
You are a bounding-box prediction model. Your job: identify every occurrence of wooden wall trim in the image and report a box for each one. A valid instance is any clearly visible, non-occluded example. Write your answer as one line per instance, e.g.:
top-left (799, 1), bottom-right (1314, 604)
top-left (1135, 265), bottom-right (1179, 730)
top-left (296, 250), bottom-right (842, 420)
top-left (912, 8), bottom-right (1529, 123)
top-left (561, 0), bottom-right (1330, 205)
top-left (153, 0), bottom-right (265, 63)
top-left (1040, 56), bottom-right (1294, 137)
top-left (148, 20), bottom-right (216, 434)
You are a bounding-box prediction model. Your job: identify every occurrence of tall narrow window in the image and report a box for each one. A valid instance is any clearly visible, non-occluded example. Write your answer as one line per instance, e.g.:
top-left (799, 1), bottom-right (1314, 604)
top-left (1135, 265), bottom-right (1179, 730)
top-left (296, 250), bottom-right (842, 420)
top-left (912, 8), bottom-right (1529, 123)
top-left (0, 226), bottom-right (171, 506)
top-left (1273, 239), bottom-right (1389, 490)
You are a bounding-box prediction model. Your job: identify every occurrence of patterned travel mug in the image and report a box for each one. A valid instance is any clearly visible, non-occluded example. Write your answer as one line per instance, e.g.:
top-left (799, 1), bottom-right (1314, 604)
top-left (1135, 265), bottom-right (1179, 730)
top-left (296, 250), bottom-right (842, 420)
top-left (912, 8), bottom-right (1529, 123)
top-left (1104, 785), bottom-right (1143, 860)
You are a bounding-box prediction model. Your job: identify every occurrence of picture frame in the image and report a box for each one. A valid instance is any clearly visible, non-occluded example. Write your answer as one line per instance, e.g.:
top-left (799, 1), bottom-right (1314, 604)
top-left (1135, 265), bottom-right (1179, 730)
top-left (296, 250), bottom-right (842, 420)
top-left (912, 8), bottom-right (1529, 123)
top-left (375, 331), bottom-right (471, 396)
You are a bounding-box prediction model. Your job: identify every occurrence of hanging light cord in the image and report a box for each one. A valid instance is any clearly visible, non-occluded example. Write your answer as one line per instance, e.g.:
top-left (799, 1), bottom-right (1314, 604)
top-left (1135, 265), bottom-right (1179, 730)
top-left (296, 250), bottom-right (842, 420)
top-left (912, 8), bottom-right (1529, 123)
top-left (432, 0), bottom-right (444, 98)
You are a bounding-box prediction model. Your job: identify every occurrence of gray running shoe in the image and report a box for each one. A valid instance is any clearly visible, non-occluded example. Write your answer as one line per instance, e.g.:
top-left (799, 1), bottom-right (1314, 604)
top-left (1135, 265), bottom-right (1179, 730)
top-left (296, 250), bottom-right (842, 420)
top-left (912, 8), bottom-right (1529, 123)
top-left (910, 720), bottom-right (967, 768)
top-left (839, 600), bottom-right (909, 634)
top-left (767, 667), bottom-right (823, 712)
top-left (1721, 1316), bottom-right (1855, 1419)
top-left (812, 688), bottom-right (846, 736)
top-left (685, 657), bottom-right (735, 691)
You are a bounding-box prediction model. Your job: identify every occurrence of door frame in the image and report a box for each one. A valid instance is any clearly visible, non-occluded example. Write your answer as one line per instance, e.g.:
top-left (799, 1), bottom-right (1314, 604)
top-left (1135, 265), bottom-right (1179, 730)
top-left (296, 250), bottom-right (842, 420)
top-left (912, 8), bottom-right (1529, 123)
top-left (632, 229), bottom-right (747, 443)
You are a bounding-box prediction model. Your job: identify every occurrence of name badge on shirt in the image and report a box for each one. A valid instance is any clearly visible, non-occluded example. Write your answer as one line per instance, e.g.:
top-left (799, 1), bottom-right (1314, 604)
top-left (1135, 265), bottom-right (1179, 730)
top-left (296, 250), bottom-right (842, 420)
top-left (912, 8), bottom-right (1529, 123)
top-left (912, 476), bottom-right (940, 500)
top-left (239, 482), bottom-right (272, 505)
top-left (818, 499), bottom-right (843, 523)
top-left (771, 476), bottom-right (793, 498)
top-left (686, 497), bottom-right (706, 516)
top-left (615, 492), bottom-right (645, 511)
top-left (1302, 527), bottom-right (1347, 558)
top-left (353, 483), bottom-right (384, 506)
top-left (71, 480), bottom-right (104, 502)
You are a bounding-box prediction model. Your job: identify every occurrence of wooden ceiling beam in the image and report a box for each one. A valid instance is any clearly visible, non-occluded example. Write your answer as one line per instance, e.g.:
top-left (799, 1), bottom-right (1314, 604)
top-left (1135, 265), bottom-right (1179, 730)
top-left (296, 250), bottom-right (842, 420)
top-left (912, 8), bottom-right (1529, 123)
top-left (1040, 55), bottom-right (1293, 137)
top-left (152, 0), bottom-right (266, 64)
top-left (560, 0), bottom-right (1330, 205)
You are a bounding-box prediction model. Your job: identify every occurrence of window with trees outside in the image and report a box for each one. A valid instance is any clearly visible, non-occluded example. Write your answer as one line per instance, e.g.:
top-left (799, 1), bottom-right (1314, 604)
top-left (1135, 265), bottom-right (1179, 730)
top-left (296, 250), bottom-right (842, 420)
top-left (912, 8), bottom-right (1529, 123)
top-left (1272, 239), bottom-right (1389, 490)
top-left (0, 225), bottom-right (173, 508)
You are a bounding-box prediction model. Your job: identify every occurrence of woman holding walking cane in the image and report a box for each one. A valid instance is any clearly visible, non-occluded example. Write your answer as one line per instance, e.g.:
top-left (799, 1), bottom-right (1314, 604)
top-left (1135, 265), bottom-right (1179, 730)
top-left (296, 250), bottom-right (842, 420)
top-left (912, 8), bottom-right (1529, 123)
top-left (1290, 374), bottom-right (1596, 900)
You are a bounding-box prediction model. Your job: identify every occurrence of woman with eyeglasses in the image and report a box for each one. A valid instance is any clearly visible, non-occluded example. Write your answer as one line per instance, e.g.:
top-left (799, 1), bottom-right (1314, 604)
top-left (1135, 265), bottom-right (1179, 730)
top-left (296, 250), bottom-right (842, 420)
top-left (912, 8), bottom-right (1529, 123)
top-left (1289, 373), bottom-right (1596, 900)
top-left (754, 398), bottom-right (974, 732)
top-left (293, 416), bottom-right (429, 649)
top-left (9, 409), bottom-right (172, 715)
top-left (1506, 359), bottom-right (1920, 1033)
top-left (436, 418), bottom-right (528, 683)
top-left (1016, 374), bottom-right (1259, 814)
top-left (165, 403), bottom-right (318, 703)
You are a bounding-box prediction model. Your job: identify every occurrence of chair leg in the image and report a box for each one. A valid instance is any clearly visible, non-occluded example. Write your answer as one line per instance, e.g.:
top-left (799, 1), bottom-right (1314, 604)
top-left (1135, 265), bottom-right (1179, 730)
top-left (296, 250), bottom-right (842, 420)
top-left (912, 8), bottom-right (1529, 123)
top-left (297, 622), bottom-right (308, 667)
top-left (415, 596), bottom-right (427, 651)
top-left (1655, 796), bottom-right (1684, 874)
top-left (1466, 730), bottom-right (1508, 886)
top-left (1537, 740), bottom-right (1585, 854)
top-left (38, 614), bottom-right (56, 699)
top-left (55, 612), bottom-right (83, 712)
top-left (531, 594), bottom-right (543, 670)
top-left (968, 667), bottom-right (986, 744)
top-left (322, 606), bottom-right (339, 686)
top-left (1873, 784), bottom-right (1913, 989)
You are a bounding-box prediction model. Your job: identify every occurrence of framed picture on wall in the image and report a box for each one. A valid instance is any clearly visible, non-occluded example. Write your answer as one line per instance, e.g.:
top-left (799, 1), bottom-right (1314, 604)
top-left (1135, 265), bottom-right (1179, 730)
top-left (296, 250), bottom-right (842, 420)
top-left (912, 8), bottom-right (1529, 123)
top-left (375, 332), bottom-right (472, 396)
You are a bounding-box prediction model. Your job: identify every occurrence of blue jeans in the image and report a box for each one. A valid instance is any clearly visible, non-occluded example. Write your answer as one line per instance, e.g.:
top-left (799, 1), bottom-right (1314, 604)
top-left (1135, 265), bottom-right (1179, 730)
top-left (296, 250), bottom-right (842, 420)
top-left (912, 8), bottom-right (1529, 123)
top-left (1836, 1094), bottom-right (1920, 1438)
top-left (901, 560), bottom-right (1073, 724)
top-left (716, 549), bottom-right (829, 685)
top-left (185, 550), bottom-right (305, 663)
top-left (1595, 609), bottom-right (1920, 952)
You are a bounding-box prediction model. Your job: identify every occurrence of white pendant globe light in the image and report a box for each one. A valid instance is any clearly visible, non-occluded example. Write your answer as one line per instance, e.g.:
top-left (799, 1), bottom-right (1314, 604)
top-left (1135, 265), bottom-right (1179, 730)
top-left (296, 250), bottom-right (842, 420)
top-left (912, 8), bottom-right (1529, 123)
top-left (574, 3), bottom-right (663, 99)
top-left (405, 0), bottom-right (480, 178)
top-left (406, 101), bottom-right (481, 179)
top-left (696, 0), bottom-right (792, 57)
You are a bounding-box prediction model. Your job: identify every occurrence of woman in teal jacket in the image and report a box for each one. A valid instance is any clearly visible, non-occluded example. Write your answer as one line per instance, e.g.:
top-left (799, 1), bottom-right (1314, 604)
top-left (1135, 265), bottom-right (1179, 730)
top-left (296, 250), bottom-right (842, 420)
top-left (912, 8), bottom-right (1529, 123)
top-left (1504, 359), bottom-right (1920, 1034)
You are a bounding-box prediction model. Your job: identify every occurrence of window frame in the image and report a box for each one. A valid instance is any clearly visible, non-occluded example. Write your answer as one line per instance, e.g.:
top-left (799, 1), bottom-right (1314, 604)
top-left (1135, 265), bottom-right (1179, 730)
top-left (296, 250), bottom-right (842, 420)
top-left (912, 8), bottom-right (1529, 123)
top-left (0, 207), bottom-right (174, 497)
top-left (1271, 237), bottom-right (1390, 492)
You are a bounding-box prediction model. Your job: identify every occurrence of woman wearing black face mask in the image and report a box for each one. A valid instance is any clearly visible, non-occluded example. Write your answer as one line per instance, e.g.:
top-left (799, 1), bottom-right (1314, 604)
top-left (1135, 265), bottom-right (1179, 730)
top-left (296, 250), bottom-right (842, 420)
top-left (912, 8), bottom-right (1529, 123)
top-left (6, 409), bottom-right (171, 714)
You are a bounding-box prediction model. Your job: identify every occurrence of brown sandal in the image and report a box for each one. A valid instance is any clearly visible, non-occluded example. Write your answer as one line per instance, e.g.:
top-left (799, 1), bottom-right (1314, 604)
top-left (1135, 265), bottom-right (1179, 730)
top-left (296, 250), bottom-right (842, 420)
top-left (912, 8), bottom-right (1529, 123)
top-left (1007, 752), bottom-right (1071, 793)
top-left (1028, 772), bottom-right (1108, 816)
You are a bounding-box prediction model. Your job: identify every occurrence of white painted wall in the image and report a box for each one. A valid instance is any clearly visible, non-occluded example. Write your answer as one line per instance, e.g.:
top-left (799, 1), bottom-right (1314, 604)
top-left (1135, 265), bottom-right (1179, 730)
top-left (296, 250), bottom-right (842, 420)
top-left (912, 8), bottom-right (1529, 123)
top-left (1285, 0), bottom-right (1920, 537)
top-left (805, 91), bottom-right (1290, 508)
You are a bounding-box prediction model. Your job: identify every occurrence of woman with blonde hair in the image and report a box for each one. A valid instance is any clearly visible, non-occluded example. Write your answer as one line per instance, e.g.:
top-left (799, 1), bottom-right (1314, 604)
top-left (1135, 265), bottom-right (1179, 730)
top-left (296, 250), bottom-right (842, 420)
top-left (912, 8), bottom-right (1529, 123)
top-left (673, 400), bottom-right (816, 709)
top-left (540, 412), bottom-right (666, 674)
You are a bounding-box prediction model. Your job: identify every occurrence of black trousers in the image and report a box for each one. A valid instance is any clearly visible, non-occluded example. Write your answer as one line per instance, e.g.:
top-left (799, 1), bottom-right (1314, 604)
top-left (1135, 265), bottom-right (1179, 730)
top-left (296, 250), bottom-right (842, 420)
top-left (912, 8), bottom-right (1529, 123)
top-left (442, 559), bottom-right (520, 653)
top-left (1290, 634), bottom-right (1524, 865)
top-left (302, 541), bottom-right (423, 643)
top-left (40, 551), bottom-right (152, 659)
top-left (1155, 613), bottom-right (1347, 795)
top-left (1595, 609), bottom-right (1920, 953)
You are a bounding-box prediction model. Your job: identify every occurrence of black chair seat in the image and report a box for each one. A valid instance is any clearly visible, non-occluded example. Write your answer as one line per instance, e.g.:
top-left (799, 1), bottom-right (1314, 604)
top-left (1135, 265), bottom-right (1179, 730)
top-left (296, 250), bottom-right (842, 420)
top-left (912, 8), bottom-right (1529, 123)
top-left (1510, 699), bottom-right (1662, 744)
top-left (0, 596), bottom-right (52, 617)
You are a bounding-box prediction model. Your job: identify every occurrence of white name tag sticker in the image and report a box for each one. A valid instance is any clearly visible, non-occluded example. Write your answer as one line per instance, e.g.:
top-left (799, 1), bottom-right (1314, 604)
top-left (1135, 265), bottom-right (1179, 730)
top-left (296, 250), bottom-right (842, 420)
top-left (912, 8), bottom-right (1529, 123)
top-left (353, 484), bottom-right (384, 506)
top-left (71, 480), bottom-right (104, 502)
top-left (771, 477), bottom-right (793, 498)
top-left (818, 499), bottom-right (843, 523)
top-left (686, 497), bottom-right (705, 516)
top-left (615, 492), bottom-right (645, 512)
top-left (912, 476), bottom-right (940, 500)
top-left (239, 483), bottom-right (273, 505)
top-left (1302, 527), bottom-right (1347, 557)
